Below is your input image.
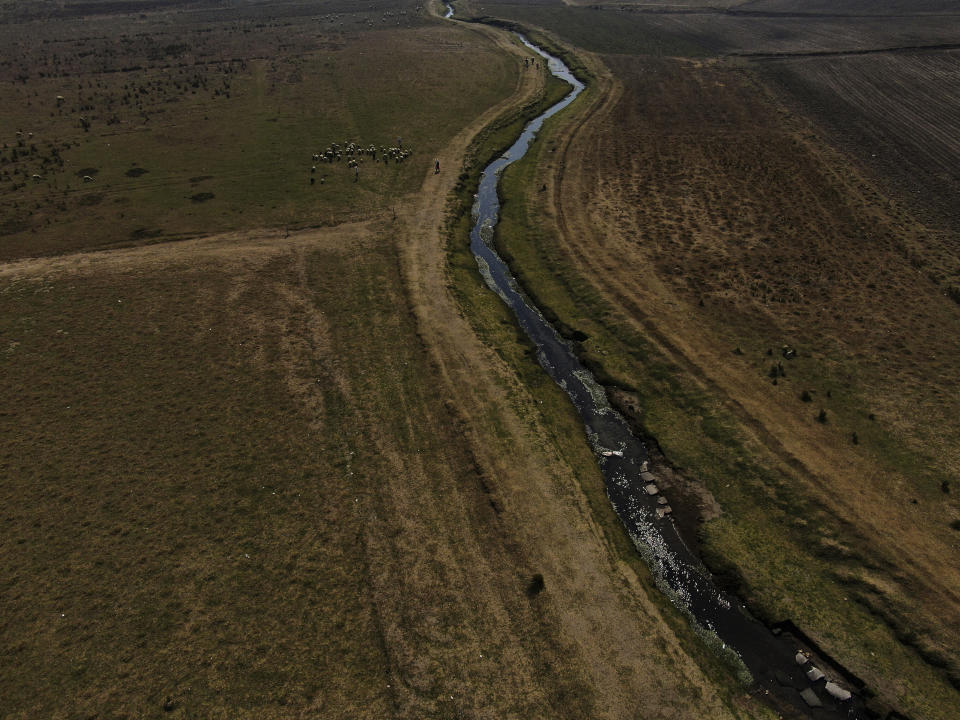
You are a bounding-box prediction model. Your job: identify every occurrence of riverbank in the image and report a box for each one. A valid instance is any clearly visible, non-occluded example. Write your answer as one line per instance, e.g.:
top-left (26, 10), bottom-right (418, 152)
top-left (479, 6), bottom-right (960, 719)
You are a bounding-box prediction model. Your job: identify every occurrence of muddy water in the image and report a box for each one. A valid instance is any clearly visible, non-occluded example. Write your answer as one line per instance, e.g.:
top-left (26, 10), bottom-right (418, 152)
top-left (458, 19), bottom-right (874, 720)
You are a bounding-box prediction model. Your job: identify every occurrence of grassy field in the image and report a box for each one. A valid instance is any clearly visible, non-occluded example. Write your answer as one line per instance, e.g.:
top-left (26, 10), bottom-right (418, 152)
top-left (0, 1), bottom-right (549, 716)
top-left (0, 0), bottom-right (514, 260)
top-left (4, 222), bottom-right (647, 718)
top-left (466, 3), bottom-right (960, 719)
top-left (2, 232), bottom-right (403, 718)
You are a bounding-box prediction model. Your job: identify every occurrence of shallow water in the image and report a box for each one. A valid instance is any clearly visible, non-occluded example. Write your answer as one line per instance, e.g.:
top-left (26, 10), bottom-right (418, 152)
top-left (456, 15), bottom-right (872, 719)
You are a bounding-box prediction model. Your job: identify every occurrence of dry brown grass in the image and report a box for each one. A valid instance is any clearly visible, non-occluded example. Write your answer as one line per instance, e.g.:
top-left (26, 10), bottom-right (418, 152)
top-left (1, 227), bottom-right (402, 718)
top-left (0, 223), bottom-right (666, 719)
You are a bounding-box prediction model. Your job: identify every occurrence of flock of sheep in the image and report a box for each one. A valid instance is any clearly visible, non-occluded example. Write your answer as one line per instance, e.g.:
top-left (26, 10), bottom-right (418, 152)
top-left (309, 140), bottom-right (413, 183)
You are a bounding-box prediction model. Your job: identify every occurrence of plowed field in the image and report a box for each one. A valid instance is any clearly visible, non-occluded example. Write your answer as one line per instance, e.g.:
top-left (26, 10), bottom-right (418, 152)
top-left (762, 50), bottom-right (960, 236)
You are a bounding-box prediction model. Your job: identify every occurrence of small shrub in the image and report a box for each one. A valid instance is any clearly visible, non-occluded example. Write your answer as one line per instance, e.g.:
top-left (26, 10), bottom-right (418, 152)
top-left (800, 390), bottom-right (813, 402)
top-left (130, 227), bottom-right (163, 240)
top-left (817, 409), bottom-right (828, 424)
top-left (526, 573), bottom-right (545, 597)
top-left (190, 192), bottom-right (215, 203)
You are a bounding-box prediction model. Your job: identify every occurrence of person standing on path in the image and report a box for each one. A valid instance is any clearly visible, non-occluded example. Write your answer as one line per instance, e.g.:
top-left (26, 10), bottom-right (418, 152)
top-left (435, 159), bottom-right (440, 174)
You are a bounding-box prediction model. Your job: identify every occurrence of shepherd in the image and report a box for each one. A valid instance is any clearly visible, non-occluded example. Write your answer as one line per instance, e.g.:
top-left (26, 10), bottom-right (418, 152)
top-left (434, 159), bottom-right (440, 174)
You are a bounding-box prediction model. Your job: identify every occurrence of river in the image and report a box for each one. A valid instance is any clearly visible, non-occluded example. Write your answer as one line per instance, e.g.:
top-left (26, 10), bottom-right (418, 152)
top-left (450, 9), bottom-right (873, 719)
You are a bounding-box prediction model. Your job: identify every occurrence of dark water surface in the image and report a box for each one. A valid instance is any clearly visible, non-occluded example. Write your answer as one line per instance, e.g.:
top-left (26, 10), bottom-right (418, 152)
top-left (457, 15), bottom-right (874, 720)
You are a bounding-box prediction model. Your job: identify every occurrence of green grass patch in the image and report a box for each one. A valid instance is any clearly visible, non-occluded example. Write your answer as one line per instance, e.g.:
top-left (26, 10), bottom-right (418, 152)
top-left (0, 18), bottom-right (515, 260)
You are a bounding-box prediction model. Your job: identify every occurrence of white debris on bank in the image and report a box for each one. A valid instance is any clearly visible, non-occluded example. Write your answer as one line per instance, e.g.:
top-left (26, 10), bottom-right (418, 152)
top-left (572, 368), bottom-right (613, 414)
top-left (825, 681), bottom-right (852, 701)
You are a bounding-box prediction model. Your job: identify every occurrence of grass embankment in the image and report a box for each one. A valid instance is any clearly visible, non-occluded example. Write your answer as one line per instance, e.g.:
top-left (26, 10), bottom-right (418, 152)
top-left (442, 31), bottom-right (774, 720)
top-left (0, 8), bottom-right (513, 260)
top-left (485, 46), bottom-right (960, 720)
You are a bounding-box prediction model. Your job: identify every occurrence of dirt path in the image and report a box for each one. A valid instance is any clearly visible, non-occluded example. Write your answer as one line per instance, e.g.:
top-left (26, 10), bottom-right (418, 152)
top-left (0, 222), bottom-right (380, 279)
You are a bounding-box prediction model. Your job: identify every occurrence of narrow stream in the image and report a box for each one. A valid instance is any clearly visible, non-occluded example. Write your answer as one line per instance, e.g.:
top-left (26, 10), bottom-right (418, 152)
top-left (452, 10), bottom-right (875, 720)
